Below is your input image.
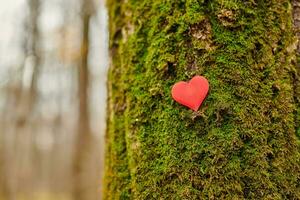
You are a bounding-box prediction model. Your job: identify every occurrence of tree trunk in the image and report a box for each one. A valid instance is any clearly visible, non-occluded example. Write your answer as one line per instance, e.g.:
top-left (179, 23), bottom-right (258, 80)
top-left (72, 1), bottom-right (94, 199)
top-left (1, 0), bottom-right (41, 199)
top-left (292, 0), bottom-right (300, 142)
top-left (104, 0), bottom-right (300, 199)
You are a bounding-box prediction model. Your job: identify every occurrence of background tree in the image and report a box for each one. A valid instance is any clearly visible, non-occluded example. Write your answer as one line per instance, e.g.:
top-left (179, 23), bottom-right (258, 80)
top-left (104, 0), bottom-right (300, 199)
top-left (1, 0), bottom-right (41, 198)
top-left (72, 0), bottom-right (96, 199)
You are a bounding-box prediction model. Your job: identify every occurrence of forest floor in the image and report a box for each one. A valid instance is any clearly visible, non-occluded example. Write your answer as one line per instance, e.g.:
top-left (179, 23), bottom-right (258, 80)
top-left (0, 192), bottom-right (71, 200)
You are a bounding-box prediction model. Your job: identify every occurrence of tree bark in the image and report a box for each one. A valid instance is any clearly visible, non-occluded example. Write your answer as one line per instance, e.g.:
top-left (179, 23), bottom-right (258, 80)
top-left (292, 0), bottom-right (300, 142)
top-left (104, 0), bottom-right (300, 199)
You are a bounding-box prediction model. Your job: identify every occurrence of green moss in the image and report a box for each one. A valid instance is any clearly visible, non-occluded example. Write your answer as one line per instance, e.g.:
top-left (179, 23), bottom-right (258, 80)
top-left (104, 0), bottom-right (300, 199)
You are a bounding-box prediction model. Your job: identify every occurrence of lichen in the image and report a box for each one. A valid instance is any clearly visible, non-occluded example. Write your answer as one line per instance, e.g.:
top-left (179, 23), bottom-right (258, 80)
top-left (104, 0), bottom-right (300, 199)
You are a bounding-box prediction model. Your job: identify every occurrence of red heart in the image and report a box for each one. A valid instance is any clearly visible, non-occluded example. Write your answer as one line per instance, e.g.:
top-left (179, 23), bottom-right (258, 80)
top-left (171, 76), bottom-right (209, 111)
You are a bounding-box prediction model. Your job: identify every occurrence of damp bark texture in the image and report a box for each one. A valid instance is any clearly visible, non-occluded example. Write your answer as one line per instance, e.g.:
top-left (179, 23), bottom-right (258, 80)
top-left (104, 1), bottom-right (300, 199)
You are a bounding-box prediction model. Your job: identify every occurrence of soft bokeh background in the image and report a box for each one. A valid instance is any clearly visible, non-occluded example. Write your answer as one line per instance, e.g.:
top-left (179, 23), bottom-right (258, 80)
top-left (0, 0), bottom-right (108, 199)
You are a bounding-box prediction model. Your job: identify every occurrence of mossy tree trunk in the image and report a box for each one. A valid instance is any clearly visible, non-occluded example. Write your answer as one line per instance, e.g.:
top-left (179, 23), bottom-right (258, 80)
top-left (104, 0), bottom-right (300, 199)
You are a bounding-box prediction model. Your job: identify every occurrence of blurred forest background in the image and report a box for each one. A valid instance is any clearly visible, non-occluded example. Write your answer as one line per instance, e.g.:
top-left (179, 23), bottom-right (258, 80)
top-left (0, 0), bottom-right (108, 199)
